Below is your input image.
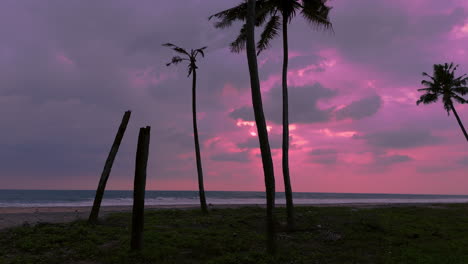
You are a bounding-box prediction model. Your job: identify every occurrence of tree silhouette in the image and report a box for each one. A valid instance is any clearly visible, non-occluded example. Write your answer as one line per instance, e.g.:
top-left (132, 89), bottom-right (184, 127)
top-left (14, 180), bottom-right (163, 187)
top-left (163, 43), bottom-right (209, 213)
top-left (417, 63), bottom-right (468, 142)
top-left (246, 0), bottom-right (277, 254)
top-left (211, 0), bottom-right (277, 253)
top-left (210, 0), bottom-right (332, 229)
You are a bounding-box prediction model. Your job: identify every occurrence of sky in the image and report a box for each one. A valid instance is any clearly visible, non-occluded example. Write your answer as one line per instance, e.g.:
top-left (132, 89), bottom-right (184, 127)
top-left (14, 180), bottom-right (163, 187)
top-left (1, 0), bottom-right (468, 194)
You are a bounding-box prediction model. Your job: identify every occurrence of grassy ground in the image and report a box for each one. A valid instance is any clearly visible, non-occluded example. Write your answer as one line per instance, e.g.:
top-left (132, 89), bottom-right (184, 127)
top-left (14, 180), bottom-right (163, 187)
top-left (1, 204), bottom-right (468, 264)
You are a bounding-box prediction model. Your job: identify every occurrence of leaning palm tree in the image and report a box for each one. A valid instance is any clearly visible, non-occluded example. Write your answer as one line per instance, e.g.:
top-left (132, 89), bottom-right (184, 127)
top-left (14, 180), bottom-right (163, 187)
top-left (417, 63), bottom-right (468, 142)
top-left (163, 43), bottom-right (208, 213)
top-left (210, 0), bottom-right (332, 230)
top-left (245, 0), bottom-right (277, 254)
top-left (210, 0), bottom-right (277, 254)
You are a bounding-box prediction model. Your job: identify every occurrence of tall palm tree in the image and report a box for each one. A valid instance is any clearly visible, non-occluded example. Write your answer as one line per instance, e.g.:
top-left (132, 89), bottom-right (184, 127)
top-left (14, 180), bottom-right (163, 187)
top-left (417, 63), bottom-right (468, 142)
top-left (163, 43), bottom-right (208, 213)
top-left (210, 0), bottom-right (277, 254)
top-left (210, 0), bottom-right (332, 230)
top-left (245, 0), bottom-right (277, 254)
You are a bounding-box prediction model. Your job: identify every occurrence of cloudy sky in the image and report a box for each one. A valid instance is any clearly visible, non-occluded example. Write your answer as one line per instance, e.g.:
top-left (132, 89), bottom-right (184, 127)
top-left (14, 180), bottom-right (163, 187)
top-left (1, 0), bottom-right (468, 194)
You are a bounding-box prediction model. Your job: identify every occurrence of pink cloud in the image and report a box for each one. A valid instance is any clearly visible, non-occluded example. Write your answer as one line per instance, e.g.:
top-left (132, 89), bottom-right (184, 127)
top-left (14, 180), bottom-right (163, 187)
top-left (4, 0), bottom-right (468, 195)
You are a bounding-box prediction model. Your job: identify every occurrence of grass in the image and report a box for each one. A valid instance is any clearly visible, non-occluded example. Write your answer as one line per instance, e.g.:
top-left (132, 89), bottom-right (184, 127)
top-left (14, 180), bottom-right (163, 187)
top-left (2, 204), bottom-right (468, 263)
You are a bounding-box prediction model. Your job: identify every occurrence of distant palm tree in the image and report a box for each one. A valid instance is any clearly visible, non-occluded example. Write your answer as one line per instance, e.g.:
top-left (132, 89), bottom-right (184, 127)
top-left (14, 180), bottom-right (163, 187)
top-left (210, 0), bottom-right (332, 230)
top-left (163, 43), bottom-right (208, 213)
top-left (417, 63), bottom-right (468, 142)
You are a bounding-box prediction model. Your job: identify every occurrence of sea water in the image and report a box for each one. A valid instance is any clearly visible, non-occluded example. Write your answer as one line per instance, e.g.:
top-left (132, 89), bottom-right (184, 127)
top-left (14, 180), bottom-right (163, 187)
top-left (1, 190), bottom-right (468, 207)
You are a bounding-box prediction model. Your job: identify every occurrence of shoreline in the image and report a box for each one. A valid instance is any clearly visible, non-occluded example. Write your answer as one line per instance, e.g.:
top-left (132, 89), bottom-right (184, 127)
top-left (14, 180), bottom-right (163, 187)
top-left (0, 202), bottom-right (463, 230)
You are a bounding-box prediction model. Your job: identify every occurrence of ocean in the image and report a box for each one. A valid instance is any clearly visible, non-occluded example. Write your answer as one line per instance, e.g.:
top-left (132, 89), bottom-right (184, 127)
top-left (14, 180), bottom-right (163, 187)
top-left (1, 190), bottom-right (468, 207)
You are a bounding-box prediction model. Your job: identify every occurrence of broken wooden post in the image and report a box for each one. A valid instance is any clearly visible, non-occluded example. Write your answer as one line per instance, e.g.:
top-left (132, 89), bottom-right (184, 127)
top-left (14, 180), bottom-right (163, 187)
top-left (88, 111), bottom-right (131, 224)
top-left (131, 126), bottom-right (151, 251)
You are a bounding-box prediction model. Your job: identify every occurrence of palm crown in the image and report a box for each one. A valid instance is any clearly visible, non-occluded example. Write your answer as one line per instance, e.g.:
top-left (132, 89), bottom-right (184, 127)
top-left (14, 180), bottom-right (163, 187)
top-left (209, 0), bottom-right (332, 54)
top-left (417, 63), bottom-right (468, 115)
top-left (163, 43), bottom-right (207, 77)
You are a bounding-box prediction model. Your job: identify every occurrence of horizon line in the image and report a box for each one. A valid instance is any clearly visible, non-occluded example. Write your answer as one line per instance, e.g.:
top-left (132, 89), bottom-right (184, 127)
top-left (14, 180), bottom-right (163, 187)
top-left (0, 189), bottom-right (467, 196)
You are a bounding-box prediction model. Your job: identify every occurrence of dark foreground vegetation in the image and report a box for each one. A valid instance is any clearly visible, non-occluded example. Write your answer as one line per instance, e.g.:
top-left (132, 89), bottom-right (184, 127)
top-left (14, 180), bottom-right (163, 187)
top-left (2, 205), bottom-right (468, 264)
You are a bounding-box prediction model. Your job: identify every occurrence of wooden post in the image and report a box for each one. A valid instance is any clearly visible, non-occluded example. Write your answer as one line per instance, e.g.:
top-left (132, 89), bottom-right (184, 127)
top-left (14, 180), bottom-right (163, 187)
top-left (88, 111), bottom-right (131, 224)
top-left (131, 126), bottom-right (151, 251)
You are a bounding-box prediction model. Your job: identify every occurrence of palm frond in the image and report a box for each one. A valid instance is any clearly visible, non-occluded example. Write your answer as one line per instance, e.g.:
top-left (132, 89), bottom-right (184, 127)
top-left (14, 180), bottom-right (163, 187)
top-left (445, 62), bottom-right (455, 72)
top-left (208, 2), bottom-right (248, 28)
top-left (417, 88), bottom-right (436, 93)
top-left (166, 56), bottom-right (187, 67)
top-left (173, 47), bottom-right (189, 55)
top-left (420, 80), bottom-right (436, 89)
top-left (453, 74), bottom-right (468, 86)
top-left (452, 86), bottom-right (468, 96)
top-left (195, 46), bottom-right (208, 57)
top-left (254, 1), bottom-right (275, 26)
top-left (162, 43), bottom-right (189, 56)
top-left (452, 94), bottom-right (467, 104)
top-left (416, 93), bottom-right (438, 105)
top-left (188, 66), bottom-right (193, 77)
top-left (230, 23), bottom-right (248, 53)
top-left (443, 97), bottom-right (453, 115)
top-left (209, 1), bottom-right (275, 29)
top-left (257, 15), bottom-right (281, 55)
top-left (279, 1), bottom-right (300, 23)
top-left (422, 72), bottom-right (436, 82)
top-left (163, 43), bottom-right (205, 79)
top-left (301, 0), bottom-right (333, 31)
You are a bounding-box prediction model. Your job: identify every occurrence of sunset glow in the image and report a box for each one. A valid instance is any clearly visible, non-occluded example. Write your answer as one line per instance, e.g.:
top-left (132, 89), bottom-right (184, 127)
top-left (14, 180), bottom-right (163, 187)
top-left (1, 0), bottom-right (468, 195)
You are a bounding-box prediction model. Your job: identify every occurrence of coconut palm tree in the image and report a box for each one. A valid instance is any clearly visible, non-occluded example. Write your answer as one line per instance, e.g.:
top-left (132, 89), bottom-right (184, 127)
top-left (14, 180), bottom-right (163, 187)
top-left (209, 0), bottom-right (277, 254)
top-left (417, 63), bottom-right (468, 142)
top-left (163, 43), bottom-right (208, 213)
top-left (210, 0), bottom-right (332, 230)
top-left (244, 0), bottom-right (276, 254)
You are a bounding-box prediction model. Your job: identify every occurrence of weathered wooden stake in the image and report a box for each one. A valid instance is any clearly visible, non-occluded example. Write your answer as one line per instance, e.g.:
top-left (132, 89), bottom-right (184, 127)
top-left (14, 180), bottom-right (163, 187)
top-left (131, 126), bottom-right (151, 251)
top-left (88, 111), bottom-right (131, 224)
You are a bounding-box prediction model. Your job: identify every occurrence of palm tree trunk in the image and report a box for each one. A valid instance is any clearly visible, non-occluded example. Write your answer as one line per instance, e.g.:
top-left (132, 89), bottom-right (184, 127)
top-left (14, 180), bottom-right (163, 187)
top-left (450, 104), bottom-right (468, 142)
top-left (192, 68), bottom-right (208, 213)
top-left (281, 14), bottom-right (294, 231)
top-left (246, 0), bottom-right (276, 254)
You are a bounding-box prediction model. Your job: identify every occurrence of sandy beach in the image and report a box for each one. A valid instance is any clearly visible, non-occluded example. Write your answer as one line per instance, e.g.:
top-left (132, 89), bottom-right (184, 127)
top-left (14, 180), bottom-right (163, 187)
top-left (0, 202), bottom-right (451, 230)
top-left (0, 205), bottom-right (206, 230)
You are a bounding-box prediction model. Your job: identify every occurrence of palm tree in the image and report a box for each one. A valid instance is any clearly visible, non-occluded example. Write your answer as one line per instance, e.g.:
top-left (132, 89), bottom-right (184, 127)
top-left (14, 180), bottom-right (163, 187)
top-left (163, 43), bottom-right (209, 213)
top-left (245, 0), bottom-right (277, 254)
top-left (417, 63), bottom-right (468, 142)
top-left (210, 0), bottom-right (332, 230)
top-left (210, 0), bottom-right (277, 254)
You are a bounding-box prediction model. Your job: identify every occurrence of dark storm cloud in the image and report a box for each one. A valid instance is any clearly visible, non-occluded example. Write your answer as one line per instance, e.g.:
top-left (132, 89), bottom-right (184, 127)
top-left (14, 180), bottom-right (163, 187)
top-left (0, 0), bottom-right (249, 109)
top-left (0, 0), bottom-right (249, 186)
top-left (1, 0), bottom-right (467, 191)
top-left (285, 0), bottom-right (467, 84)
top-left (355, 129), bottom-right (441, 149)
top-left (0, 1), bottom-right (142, 108)
top-left (0, 142), bottom-right (104, 175)
top-left (229, 83), bottom-right (336, 124)
top-left (335, 95), bottom-right (382, 120)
